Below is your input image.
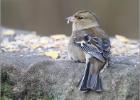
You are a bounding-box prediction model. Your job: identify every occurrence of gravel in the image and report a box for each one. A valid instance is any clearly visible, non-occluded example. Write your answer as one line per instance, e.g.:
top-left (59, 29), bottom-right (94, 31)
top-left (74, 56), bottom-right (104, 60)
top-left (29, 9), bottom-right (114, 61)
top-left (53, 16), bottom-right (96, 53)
top-left (0, 27), bottom-right (139, 59)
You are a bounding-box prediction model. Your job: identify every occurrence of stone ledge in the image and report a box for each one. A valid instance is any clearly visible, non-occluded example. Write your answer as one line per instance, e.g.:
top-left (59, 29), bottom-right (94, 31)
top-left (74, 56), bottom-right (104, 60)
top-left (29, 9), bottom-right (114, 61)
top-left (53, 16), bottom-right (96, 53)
top-left (1, 53), bottom-right (139, 100)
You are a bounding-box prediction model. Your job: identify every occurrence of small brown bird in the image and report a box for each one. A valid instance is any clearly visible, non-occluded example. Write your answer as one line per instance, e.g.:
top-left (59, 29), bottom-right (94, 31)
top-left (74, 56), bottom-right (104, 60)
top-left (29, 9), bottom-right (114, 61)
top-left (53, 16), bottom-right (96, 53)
top-left (67, 10), bottom-right (111, 92)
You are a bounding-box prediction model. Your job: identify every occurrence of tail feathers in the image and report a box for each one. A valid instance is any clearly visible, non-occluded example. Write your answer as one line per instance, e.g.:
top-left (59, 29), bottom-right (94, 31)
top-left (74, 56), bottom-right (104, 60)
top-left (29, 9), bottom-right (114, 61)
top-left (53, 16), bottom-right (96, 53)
top-left (79, 73), bottom-right (103, 92)
top-left (87, 74), bottom-right (98, 89)
top-left (87, 73), bottom-right (103, 92)
top-left (79, 62), bottom-right (90, 91)
top-left (78, 61), bottom-right (103, 92)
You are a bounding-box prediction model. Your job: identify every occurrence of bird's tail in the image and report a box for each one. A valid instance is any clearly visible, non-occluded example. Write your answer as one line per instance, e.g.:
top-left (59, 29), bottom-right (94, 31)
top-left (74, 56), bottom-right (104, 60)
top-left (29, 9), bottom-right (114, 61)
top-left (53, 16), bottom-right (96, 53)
top-left (87, 73), bottom-right (103, 92)
top-left (79, 62), bottom-right (103, 92)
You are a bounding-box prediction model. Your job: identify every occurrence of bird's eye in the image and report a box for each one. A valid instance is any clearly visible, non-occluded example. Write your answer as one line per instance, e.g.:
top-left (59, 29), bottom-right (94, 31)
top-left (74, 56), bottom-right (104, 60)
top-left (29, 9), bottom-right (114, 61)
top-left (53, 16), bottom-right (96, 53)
top-left (78, 16), bottom-right (83, 19)
top-left (75, 16), bottom-right (84, 20)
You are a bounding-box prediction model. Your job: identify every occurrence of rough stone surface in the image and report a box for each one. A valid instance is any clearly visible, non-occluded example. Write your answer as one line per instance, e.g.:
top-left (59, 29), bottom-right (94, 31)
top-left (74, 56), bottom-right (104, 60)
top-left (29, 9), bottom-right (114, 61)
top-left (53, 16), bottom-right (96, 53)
top-left (1, 27), bottom-right (140, 100)
top-left (0, 53), bottom-right (140, 100)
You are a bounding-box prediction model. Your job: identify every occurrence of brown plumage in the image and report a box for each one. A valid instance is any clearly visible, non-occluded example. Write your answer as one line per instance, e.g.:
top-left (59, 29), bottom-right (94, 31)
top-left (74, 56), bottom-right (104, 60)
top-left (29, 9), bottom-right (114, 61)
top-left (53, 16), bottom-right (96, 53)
top-left (67, 10), bottom-right (111, 92)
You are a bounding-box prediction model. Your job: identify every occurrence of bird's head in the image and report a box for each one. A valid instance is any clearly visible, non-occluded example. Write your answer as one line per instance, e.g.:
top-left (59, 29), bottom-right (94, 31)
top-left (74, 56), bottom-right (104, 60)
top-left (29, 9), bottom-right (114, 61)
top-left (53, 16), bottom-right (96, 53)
top-left (67, 10), bottom-right (100, 31)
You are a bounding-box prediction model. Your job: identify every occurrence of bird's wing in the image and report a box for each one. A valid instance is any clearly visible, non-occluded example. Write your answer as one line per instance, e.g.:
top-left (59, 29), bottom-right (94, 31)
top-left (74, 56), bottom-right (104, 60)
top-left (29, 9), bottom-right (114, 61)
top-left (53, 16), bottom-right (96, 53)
top-left (93, 27), bottom-right (111, 59)
top-left (73, 33), bottom-right (110, 62)
top-left (101, 37), bottom-right (111, 59)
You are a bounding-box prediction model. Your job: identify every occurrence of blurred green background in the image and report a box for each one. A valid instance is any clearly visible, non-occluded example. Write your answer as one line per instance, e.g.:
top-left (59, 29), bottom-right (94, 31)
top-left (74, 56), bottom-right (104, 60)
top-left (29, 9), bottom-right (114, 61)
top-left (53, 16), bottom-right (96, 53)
top-left (1, 0), bottom-right (139, 38)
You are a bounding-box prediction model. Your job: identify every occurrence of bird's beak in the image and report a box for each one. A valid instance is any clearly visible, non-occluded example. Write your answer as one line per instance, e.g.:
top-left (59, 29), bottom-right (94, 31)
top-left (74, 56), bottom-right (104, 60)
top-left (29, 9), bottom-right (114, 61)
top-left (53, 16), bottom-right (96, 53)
top-left (66, 16), bottom-right (75, 24)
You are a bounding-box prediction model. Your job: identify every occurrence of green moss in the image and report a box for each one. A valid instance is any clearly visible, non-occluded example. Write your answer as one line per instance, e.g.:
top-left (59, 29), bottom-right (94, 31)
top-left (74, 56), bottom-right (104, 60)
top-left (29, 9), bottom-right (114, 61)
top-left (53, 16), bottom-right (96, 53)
top-left (1, 71), bottom-right (16, 99)
top-left (46, 93), bottom-right (54, 100)
top-left (1, 71), bottom-right (54, 100)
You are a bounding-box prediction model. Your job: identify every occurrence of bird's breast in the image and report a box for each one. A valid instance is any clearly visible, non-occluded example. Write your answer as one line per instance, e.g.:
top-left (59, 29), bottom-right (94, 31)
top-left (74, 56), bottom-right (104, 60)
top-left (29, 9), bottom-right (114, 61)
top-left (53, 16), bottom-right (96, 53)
top-left (68, 38), bottom-right (86, 62)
